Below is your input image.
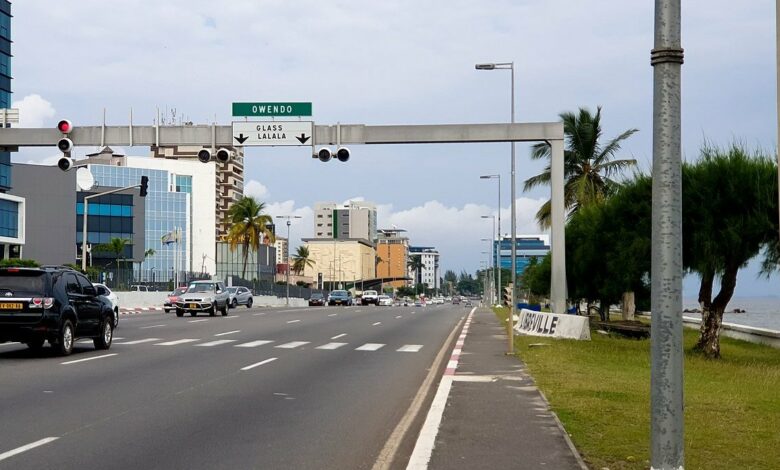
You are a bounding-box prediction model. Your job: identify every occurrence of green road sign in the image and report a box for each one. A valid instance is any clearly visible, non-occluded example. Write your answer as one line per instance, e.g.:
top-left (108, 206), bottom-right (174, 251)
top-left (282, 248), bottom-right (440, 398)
top-left (232, 102), bottom-right (312, 117)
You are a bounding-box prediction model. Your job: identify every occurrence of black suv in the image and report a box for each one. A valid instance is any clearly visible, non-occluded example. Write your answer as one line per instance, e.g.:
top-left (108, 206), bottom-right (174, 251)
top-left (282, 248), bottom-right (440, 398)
top-left (0, 267), bottom-right (115, 356)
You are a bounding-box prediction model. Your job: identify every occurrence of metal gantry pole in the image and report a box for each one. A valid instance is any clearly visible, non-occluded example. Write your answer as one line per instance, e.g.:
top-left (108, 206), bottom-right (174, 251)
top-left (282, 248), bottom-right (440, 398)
top-left (286, 220), bottom-right (291, 306)
top-left (496, 174), bottom-right (501, 306)
top-left (777, 0), bottom-right (780, 241)
top-left (650, 0), bottom-right (685, 468)
top-left (509, 62), bottom-right (517, 355)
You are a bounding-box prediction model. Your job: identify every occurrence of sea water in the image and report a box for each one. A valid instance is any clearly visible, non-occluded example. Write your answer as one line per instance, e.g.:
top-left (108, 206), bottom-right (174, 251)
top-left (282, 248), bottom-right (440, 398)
top-left (683, 297), bottom-right (780, 331)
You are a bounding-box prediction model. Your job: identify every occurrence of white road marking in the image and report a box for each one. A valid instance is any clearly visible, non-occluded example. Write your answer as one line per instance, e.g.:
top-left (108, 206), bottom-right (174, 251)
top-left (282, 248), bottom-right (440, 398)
top-left (372, 322), bottom-right (382, 326)
top-left (406, 377), bottom-right (453, 468)
top-left (396, 316), bottom-right (403, 319)
top-left (286, 320), bottom-right (301, 324)
top-left (316, 342), bottom-right (348, 350)
top-left (275, 341), bottom-right (309, 349)
top-left (214, 330), bottom-right (240, 336)
top-left (140, 324), bottom-right (166, 329)
top-left (114, 338), bottom-right (160, 345)
top-left (0, 437), bottom-right (59, 462)
top-left (235, 340), bottom-right (274, 348)
top-left (355, 343), bottom-right (385, 351)
top-left (188, 319), bottom-right (209, 323)
top-left (196, 340), bottom-right (237, 347)
top-left (113, 337), bottom-right (125, 340)
top-left (331, 333), bottom-right (347, 340)
top-left (252, 313), bottom-right (267, 316)
top-left (328, 313), bottom-right (337, 317)
top-left (61, 353), bottom-right (117, 365)
top-left (223, 315), bottom-right (239, 319)
top-left (241, 357), bottom-right (278, 371)
top-left (0, 341), bottom-right (20, 347)
top-left (355, 310), bottom-right (362, 313)
top-left (155, 339), bottom-right (199, 346)
top-left (397, 345), bottom-right (423, 353)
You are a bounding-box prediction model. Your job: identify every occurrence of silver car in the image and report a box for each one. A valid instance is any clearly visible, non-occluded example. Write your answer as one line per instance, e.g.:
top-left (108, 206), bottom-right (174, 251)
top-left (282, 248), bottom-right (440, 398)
top-left (175, 281), bottom-right (230, 317)
top-left (226, 286), bottom-right (254, 309)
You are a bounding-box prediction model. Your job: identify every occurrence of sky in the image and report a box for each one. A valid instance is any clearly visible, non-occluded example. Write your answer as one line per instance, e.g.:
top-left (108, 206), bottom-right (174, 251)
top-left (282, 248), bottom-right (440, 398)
top-left (7, 0), bottom-right (780, 297)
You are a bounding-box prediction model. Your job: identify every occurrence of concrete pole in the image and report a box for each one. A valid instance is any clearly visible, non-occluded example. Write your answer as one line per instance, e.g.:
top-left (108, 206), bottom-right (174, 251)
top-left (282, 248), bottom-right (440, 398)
top-left (549, 138), bottom-right (567, 314)
top-left (509, 63), bottom-right (516, 355)
top-left (286, 220), bottom-right (291, 306)
top-left (650, 0), bottom-right (685, 468)
top-left (777, 0), bottom-right (780, 240)
top-left (497, 174), bottom-right (502, 305)
top-left (81, 200), bottom-right (89, 272)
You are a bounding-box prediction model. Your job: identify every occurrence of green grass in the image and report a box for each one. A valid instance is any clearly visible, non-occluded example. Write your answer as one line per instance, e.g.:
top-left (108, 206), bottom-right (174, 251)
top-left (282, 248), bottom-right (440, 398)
top-left (495, 307), bottom-right (780, 470)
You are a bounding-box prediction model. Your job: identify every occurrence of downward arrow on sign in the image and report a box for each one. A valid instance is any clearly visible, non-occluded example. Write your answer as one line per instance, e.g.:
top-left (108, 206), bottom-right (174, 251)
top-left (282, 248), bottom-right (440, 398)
top-left (234, 134), bottom-right (248, 144)
top-left (296, 134), bottom-right (310, 144)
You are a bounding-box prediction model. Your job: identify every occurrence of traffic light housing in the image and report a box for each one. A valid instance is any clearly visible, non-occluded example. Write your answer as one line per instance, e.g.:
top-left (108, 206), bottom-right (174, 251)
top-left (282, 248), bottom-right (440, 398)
top-left (139, 176), bottom-right (149, 197)
top-left (56, 119), bottom-right (74, 171)
top-left (336, 147), bottom-right (350, 162)
top-left (57, 157), bottom-right (73, 171)
top-left (316, 148), bottom-right (332, 162)
top-left (215, 148), bottom-right (232, 163)
top-left (197, 149), bottom-right (212, 163)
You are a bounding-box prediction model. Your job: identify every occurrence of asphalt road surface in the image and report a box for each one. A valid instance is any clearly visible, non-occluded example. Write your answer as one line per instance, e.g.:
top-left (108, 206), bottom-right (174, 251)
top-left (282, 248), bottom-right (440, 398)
top-left (0, 303), bottom-right (467, 469)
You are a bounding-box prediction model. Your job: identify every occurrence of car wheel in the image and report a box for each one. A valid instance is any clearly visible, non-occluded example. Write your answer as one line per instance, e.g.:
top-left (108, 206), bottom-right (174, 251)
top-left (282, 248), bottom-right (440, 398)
top-left (231, 299), bottom-right (238, 309)
top-left (246, 298), bottom-right (253, 308)
top-left (190, 311), bottom-right (198, 317)
top-left (113, 308), bottom-right (119, 328)
top-left (221, 303), bottom-right (228, 316)
top-left (25, 337), bottom-right (45, 351)
top-left (93, 317), bottom-right (113, 350)
top-left (209, 305), bottom-right (216, 317)
top-left (55, 320), bottom-right (75, 356)
top-left (164, 308), bottom-right (171, 313)
top-left (176, 309), bottom-right (184, 317)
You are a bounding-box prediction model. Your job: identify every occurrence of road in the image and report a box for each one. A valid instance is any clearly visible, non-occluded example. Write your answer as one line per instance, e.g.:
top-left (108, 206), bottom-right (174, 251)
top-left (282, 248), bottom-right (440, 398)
top-left (0, 303), bottom-right (467, 469)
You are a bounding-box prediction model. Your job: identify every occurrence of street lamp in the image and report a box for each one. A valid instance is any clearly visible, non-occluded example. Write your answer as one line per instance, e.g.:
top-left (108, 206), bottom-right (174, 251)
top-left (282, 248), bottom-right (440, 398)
top-left (480, 174), bottom-right (501, 301)
top-left (276, 215), bottom-right (302, 306)
top-left (476, 61), bottom-right (516, 355)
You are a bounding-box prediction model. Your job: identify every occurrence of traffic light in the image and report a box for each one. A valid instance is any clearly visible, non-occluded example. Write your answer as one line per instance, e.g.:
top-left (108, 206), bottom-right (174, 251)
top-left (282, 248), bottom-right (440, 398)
top-left (215, 148), bottom-right (232, 163)
top-left (197, 149), bottom-right (211, 163)
top-left (316, 148), bottom-right (332, 162)
top-left (139, 176), bottom-right (149, 197)
top-left (56, 119), bottom-right (74, 171)
top-left (336, 147), bottom-right (350, 162)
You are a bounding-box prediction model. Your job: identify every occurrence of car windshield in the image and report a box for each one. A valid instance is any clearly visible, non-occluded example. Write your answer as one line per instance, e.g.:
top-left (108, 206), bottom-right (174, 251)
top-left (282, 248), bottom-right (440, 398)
top-left (171, 288), bottom-right (187, 296)
top-left (0, 270), bottom-right (47, 296)
top-left (187, 283), bottom-right (215, 293)
top-left (227, 287), bottom-right (238, 293)
top-left (331, 290), bottom-right (348, 297)
top-left (311, 293), bottom-right (323, 299)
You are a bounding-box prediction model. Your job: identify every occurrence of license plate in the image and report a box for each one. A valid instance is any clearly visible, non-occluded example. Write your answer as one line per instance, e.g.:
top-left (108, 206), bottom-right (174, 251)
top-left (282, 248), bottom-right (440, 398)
top-left (190, 303), bottom-right (198, 309)
top-left (0, 303), bottom-right (22, 310)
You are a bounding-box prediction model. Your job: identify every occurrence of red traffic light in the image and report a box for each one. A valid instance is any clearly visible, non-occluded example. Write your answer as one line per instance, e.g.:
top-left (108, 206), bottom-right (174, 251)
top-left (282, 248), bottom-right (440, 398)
top-left (57, 120), bottom-right (72, 134)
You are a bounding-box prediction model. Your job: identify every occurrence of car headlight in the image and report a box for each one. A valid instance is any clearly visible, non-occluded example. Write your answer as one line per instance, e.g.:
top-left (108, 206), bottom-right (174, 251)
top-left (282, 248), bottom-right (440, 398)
top-left (205, 296), bottom-right (214, 303)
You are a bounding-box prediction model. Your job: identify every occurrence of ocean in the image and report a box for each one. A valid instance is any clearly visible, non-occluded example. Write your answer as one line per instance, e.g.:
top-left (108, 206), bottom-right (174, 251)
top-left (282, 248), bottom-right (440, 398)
top-left (683, 297), bottom-right (780, 331)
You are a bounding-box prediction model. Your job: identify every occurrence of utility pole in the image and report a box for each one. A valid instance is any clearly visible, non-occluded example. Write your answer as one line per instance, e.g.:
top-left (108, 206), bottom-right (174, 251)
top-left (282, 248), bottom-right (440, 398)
top-left (650, 1), bottom-right (685, 468)
top-left (276, 215), bottom-right (302, 306)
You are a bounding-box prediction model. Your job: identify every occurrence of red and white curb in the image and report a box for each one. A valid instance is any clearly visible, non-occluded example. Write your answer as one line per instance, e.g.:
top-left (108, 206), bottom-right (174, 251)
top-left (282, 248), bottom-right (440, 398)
top-left (119, 307), bottom-right (165, 315)
top-left (406, 308), bottom-right (475, 470)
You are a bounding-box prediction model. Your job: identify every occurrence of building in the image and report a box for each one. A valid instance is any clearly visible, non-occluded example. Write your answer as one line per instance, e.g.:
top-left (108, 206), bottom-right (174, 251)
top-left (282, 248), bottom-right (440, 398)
top-left (313, 201), bottom-right (377, 242)
top-left (150, 145), bottom-right (244, 239)
top-left (494, 235), bottom-right (550, 276)
top-left (0, 1), bottom-right (24, 261)
top-left (274, 237), bottom-right (288, 265)
top-left (302, 238), bottom-right (376, 289)
top-left (215, 242), bottom-right (276, 283)
top-left (376, 229), bottom-right (409, 289)
top-left (409, 246), bottom-right (440, 290)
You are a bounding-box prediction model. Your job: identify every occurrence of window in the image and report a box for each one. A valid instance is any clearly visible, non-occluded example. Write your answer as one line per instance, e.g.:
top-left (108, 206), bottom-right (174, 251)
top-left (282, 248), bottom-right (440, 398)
top-left (65, 274), bottom-right (81, 295)
top-left (76, 274), bottom-right (94, 293)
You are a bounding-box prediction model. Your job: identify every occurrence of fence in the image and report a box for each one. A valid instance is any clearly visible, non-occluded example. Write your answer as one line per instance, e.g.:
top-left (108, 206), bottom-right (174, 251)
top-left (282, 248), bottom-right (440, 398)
top-left (225, 276), bottom-right (326, 300)
top-left (90, 268), bottom-right (211, 292)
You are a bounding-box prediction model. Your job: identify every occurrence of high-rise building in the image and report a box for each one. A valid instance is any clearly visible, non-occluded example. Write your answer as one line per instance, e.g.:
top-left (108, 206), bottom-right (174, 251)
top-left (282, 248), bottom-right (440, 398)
top-left (150, 145), bottom-right (244, 239)
top-left (0, 1), bottom-right (24, 260)
top-left (409, 246), bottom-right (440, 290)
top-left (302, 238), bottom-right (376, 288)
top-left (494, 235), bottom-right (550, 276)
top-left (313, 201), bottom-right (377, 242)
top-left (376, 229), bottom-right (409, 289)
top-left (274, 237), bottom-right (288, 265)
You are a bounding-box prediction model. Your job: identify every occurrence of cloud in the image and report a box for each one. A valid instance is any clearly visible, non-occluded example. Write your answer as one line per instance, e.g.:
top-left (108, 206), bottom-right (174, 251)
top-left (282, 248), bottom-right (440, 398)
top-left (12, 94), bottom-right (56, 128)
top-left (244, 180), bottom-right (269, 199)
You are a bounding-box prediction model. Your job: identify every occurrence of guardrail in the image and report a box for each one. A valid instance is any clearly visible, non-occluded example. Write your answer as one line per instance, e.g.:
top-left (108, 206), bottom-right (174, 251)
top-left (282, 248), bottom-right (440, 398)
top-left (637, 313), bottom-right (780, 349)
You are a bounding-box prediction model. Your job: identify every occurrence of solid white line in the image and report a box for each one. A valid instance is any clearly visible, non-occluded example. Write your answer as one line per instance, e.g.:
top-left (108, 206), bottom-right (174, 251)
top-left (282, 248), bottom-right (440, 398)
top-left (286, 320), bottom-right (301, 324)
top-left (0, 437), bottom-right (59, 462)
top-left (61, 353), bottom-right (117, 365)
top-left (188, 319), bottom-right (209, 323)
top-left (356, 343), bottom-right (385, 351)
top-left (328, 313), bottom-right (337, 317)
top-left (316, 342), bottom-right (348, 350)
top-left (214, 330), bottom-right (240, 336)
top-left (405, 377), bottom-right (453, 469)
top-left (275, 341), bottom-right (309, 349)
top-left (241, 357), bottom-right (277, 371)
top-left (397, 345), bottom-right (423, 353)
top-left (252, 313), bottom-right (266, 316)
top-left (223, 315), bottom-right (239, 319)
top-left (395, 316), bottom-right (402, 319)
top-left (331, 333), bottom-right (347, 340)
top-left (0, 341), bottom-right (20, 347)
top-left (196, 339), bottom-right (237, 347)
top-left (155, 339), bottom-right (199, 346)
top-left (113, 337), bottom-right (125, 340)
top-left (114, 338), bottom-right (160, 345)
top-left (372, 322), bottom-right (382, 326)
top-left (140, 324), bottom-right (166, 329)
top-left (235, 340), bottom-right (273, 348)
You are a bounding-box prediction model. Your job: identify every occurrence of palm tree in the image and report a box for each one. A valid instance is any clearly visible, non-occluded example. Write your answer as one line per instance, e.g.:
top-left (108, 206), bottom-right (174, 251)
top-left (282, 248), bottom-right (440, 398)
top-left (96, 237), bottom-right (131, 288)
top-left (226, 196), bottom-right (275, 279)
top-left (524, 106), bottom-right (638, 228)
top-left (407, 256), bottom-right (424, 287)
top-left (291, 246), bottom-right (315, 275)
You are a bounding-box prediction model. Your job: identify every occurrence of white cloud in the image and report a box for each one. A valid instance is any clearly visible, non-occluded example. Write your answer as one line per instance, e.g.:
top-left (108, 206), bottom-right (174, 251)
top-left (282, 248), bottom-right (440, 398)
top-left (12, 94), bottom-right (56, 128)
top-left (244, 179), bottom-right (270, 200)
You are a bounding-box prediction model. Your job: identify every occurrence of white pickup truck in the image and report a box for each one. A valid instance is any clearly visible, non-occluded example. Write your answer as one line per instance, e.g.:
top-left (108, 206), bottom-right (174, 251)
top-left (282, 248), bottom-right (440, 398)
top-left (361, 290), bottom-right (379, 305)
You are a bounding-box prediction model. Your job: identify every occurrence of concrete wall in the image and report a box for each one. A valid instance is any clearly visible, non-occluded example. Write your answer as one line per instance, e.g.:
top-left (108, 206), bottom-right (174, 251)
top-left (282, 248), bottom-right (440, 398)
top-left (115, 291), bottom-right (307, 308)
top-left (304, 239), bottom-right (376, 283)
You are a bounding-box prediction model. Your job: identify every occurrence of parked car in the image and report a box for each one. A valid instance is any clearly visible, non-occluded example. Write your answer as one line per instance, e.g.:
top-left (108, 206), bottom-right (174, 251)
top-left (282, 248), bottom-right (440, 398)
top-left (377, 295), bottom-right (393, 306)
top-left (175, 280), bottom-right (229, 317)
top-left (328, 290), bottom-right (352, 306)
top-left (130, 284), bottom-right (154, 292)
top-left (308, 292), bottom-right (326, 306)
top-left (94, 282), bottom-right (120, 328)
top-left (361, 290), bottom-right (379, 305)
top-left (164, 287), bottom-right (188, 313)
top-left (0, 266), bottom-right (115, 356)
top-left (226, 286), bottom-right (254, 308)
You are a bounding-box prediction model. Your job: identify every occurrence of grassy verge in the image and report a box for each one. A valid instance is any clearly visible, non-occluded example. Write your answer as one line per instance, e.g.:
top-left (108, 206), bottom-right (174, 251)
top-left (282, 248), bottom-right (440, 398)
top-left (495, 307), bottom-right (780, 470)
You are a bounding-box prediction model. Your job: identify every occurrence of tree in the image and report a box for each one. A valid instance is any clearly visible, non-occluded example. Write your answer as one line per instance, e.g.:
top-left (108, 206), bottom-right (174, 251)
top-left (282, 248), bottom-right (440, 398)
top-left (524, 106), bottom-right (638, 228)
top-left (226, 196), bottom-right (275, 279)
top-left (407, 256), bottom-right (424, 286)
top-left (0, 259), bottom-right (39, 268)
top-left (291, 246), bottom-right (315, 275)
top-left (95, 237), bottom-right (131, 288)
top-left (682, 143), bottom-right (778, 359)
top-left (141, 248), bottom-right (155, 281)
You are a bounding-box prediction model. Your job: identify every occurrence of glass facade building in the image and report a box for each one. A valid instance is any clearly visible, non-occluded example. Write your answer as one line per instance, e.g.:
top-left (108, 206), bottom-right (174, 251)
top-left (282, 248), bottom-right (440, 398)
top-left (494, 236), bottom-right (551, 276)
top-left (76, 193), bottom-right (135, 259)
top-left (88, 165), bottom-right (190, 277)
top-left (0, 1), bottom-right (11, 193)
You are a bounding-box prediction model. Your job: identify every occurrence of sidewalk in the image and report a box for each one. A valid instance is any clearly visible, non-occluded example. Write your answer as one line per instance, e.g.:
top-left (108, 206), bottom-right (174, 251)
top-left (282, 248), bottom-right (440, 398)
top-left (410, 307), bottom-right (586, 470)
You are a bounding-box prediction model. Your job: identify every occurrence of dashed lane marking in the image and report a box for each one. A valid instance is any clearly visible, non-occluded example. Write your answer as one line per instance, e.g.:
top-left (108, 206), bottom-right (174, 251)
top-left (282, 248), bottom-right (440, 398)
top-left (196, 340), bottom-right (237, 347)
top-left (235, 340), bottom-right (274, 348)
top-left (0, 437), bottom-right (60, 462)
top-left (214, 330), bottom-right (240, 336)
top-left (140, 324), bottom-right (166, 329)
top-left (61, 353), bottom-right (117, 365)
top-left (188, 319), bottom-right (209, 323)
top-left (286, 320), bottom-right (301, 324)
top-left (241, 357), bottom-right (278, 371)
top-left (114, 338), bottom-right (160, 345)
top-left (397, 345), bottom-right (423, 353)
top-left (372, 322), bottom-right (382, 326)
top-left (155, 339), bottom-right (199, 346)
top-left (316, 342), bottom-right (348, 350)
top-left (275, 341), bottom-right (310, 349)
top-left (331, 333), bottom-right (347, 340)
top-left (356, 343), bottom-right (385, 351)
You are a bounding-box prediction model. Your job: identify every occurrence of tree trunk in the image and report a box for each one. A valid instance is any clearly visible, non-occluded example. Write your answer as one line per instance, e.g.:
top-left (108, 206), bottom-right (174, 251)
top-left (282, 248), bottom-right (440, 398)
top-left (621, 291), bottom-right (635, 321)
top-left (599, 298), bottom-right (609, 322)
top-left (696, 270), bottom-right (714, 343)
top-left (695, 264), bottom-right (739, 359)
top-left (241, 241), bottom-right (249, 280)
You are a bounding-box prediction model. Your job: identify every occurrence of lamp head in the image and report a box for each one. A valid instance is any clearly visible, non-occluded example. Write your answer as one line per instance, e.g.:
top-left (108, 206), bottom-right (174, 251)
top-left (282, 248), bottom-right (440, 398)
top-left (475, 63), bottom-right (496, 70)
